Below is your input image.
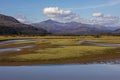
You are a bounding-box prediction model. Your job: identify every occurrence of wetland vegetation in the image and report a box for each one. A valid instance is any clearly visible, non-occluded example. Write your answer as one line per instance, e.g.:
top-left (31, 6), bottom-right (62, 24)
top-left (0, 35), bottom-right (120, 65)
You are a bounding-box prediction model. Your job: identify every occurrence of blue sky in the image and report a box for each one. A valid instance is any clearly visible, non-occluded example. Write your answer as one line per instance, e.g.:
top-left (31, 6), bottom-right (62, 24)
top-left (0, 0), bottom-right (120, 23)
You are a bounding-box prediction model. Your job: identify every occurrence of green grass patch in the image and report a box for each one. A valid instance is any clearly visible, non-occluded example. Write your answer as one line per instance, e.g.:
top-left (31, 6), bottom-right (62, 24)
top-left (8, 46), bottom-right (115, 61)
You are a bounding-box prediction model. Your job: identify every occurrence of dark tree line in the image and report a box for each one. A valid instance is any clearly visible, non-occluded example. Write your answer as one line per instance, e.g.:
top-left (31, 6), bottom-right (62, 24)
top-left (0, 26), bottom-right (48, 36)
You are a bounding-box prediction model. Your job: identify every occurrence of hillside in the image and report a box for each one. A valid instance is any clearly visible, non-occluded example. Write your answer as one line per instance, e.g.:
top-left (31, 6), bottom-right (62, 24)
top-left (113, 28), bottom-right (120, 35)
top-left (0, 14), bottom-right (48, 35)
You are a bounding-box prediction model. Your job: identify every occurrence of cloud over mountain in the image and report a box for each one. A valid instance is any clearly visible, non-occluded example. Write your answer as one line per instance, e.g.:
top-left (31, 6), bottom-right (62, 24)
top-left (43, 7), bottom-right (81, 22)
top-left (17, 15), bottom-right (26, 23)
top-left (91, 14), bottom-right (120, 26)
top-left (17, 15), bottom-right (31, 24)
top-left (44, 7), bottom-right (120, 27)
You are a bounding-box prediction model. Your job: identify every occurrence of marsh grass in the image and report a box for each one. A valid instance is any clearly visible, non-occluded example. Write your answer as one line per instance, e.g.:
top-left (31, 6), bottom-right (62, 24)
top-left (0, 35), bottom-right (120, 65)
top-left (9, 46), bottom-right (115, 60)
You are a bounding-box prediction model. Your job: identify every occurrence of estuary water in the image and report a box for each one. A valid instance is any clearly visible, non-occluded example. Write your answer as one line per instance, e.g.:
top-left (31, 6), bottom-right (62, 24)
top-left (0, 64), bottom-right (120, 80)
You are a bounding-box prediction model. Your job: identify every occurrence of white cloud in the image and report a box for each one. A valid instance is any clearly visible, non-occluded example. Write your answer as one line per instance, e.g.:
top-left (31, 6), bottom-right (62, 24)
top-left (43, 7), bottom-right (81, 22)
top-left (88, 13), bottom-right (120, 27)
top-left (17, 15), bottom-right (31, 24)
top-left (44, 7), bottom-right (72, 15)
top-left (92, 13), bottom-right (103, 17)
top-left (17, 15), bottom-right (26, 23)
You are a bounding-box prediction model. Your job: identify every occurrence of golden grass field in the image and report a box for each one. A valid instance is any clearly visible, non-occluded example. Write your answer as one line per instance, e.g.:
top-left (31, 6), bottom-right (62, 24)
top-left (0, 35), bottom-right (120, 65)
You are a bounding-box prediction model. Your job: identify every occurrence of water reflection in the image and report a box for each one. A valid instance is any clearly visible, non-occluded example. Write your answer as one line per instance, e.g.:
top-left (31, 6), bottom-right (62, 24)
top-left (0, 64), bottom-right (120, 80)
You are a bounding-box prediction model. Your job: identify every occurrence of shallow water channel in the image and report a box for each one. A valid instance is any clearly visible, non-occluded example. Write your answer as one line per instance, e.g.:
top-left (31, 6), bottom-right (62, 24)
top-left (0, 39), bottom-right (34, 53)
top-left (0, 40), bottom-right (26, 45)
top-left (1, 39), bottom-right (120, 53)
top-left (79, 40), bottom-right (120, 47)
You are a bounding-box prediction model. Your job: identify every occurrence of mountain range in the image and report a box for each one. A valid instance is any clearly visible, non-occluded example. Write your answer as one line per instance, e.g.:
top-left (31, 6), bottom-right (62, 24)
top-left (32, 19), bottom-right (117, 35)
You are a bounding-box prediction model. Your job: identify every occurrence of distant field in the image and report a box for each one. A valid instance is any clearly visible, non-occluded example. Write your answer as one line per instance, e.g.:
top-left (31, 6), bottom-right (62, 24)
top-left (0, 35), bottom-right (120, 65)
